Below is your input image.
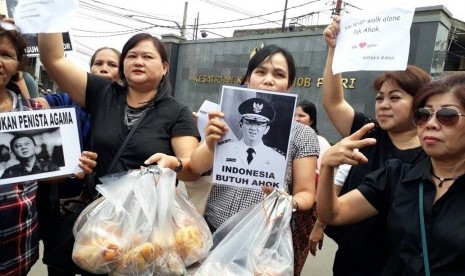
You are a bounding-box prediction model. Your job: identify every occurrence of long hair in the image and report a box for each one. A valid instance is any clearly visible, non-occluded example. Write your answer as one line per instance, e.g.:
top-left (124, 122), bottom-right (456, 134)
top-left (240, 44), bottom-right (296, 89)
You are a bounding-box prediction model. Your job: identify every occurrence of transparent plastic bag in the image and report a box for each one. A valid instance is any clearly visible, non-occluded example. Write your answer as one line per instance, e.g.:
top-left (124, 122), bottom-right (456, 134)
top-left (172, 189), bottom-right (213, 266)
top-left (194, 190), bottom-right (294, 276)
top-left (72, 169), bottom-right (158, 275)
top-left (150, 170), bottom-right (214, 275)
top-left (71, 166), bottom-right (213, 275)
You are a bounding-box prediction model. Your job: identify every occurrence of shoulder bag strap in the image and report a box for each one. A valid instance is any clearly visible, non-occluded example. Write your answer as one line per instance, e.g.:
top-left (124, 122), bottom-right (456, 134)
top-left (106, 104), bottom-right (153, 174)
top-left (419, 181), bottom-right (431, 276)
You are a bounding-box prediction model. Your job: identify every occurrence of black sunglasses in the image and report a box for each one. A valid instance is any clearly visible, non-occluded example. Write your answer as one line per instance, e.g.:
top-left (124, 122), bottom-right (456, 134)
top-left (413, 107), bottom-right (465, 127)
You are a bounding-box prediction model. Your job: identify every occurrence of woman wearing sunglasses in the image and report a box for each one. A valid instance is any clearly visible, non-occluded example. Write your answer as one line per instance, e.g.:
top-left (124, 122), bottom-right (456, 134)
top-left (317, 73), bottom-right (465, 275)
top-left (318, 16), bottom-right (431, 275)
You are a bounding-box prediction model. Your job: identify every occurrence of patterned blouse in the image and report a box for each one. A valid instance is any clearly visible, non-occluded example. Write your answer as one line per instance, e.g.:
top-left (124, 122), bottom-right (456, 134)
top-left (205, 122), bottom-right (320, 230)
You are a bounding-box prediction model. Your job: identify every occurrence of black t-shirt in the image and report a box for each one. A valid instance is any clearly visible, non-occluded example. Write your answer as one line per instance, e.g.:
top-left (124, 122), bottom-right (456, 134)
top-left (358, 158), bottom-right (465, 275)
top-left (325, 111), bottom-right (427, 275)
top-left (85, 74), bottom-right (199, 177)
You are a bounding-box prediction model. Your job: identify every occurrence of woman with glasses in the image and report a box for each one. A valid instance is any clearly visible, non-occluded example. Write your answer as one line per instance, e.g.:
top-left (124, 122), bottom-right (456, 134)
top-left (317, 72), bottom-right (465, 275)
top-left (319, 16), bottom-right (431, 275)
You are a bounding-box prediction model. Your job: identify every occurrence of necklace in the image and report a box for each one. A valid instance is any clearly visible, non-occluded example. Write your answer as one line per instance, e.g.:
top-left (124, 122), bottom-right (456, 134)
top-left (431, 171), bottom-right (462, 187)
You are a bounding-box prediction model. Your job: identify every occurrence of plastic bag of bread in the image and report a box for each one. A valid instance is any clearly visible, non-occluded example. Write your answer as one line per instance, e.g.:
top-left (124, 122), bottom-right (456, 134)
top-left (72, 169), bottom-right (159, 275)
top-left (172, 189), bottom-right (213, 266)
top-left (149, 168), bottom-right (187, 276)
top-left (194, 190), bottom-right (294, 276)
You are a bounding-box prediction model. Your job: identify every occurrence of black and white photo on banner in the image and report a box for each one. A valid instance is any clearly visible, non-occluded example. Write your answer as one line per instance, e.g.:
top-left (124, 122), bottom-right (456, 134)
top-left (0, 107), bottom-right (82, 185)
top-left (213, 85), bottom-right (297, 190)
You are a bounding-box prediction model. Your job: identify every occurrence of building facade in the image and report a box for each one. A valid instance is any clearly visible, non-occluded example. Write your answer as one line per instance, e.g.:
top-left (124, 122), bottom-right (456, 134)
top-left (162, 5), bottom-right (461, 143)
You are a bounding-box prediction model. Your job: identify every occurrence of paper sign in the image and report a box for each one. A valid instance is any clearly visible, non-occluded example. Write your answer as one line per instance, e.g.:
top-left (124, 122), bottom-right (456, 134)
top-left (196, 100), bottom-right (237, 143)
top-left (14, 0), bottom-right (78, 34)
top-left (0, 108), bottom-right (82, 185)
top-left (333, 3), bottom-right (415, 74)
top-left (212, 86), bottom-right (297, 190)
top-left (196, 100), bottom-right (220, 142)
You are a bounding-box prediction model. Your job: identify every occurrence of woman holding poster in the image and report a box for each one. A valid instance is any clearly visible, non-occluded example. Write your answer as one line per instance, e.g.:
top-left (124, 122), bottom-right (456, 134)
top-left (37, 32), bottom-right (200, 181)
top-left (190, 44), bottom-right (320, 275)
top-left (0, 21), bottom-right (95, 276)
top-left (320, 16), bottom-right (430, 275)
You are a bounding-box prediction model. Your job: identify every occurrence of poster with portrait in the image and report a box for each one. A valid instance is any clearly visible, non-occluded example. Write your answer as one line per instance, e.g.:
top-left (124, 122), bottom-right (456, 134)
top-left (212, 85), bottom-right (297, 190)
top-left (0, 107), bottom-right (82, 185)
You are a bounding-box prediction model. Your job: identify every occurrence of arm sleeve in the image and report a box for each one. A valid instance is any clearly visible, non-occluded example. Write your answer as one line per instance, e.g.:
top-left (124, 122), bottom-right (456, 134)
top-left (357, 159), bottom-right (404, 214)
top-left (85, 73), bottom-right (114, 114)
top-left (45, 92), bottom-right (72, 107)
top-left (172, 105), bottom-right (201, 140)
top-left (294, 123), bottom-right (320, 159)
top-left (335, 164), bottom-right (351, 186)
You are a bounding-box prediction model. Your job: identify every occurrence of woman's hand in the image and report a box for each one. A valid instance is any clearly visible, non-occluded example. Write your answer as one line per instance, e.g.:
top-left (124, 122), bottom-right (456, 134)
top-left (321, 123), bottom-right (377, 168)
top-left (205, 110), bottom-right (228, 151)
top-left (76, 151), bottom-right (98, 179)
top-left (144, 153), bottom-right (178, 171)
top-left (309, 220), bottom-right (326, 256)
top-left (323, 15), bottom-right (340, 49)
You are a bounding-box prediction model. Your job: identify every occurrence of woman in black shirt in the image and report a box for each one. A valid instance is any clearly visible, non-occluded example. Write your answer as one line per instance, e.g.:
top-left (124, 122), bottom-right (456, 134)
top-left (317, 73), bottom-right (465, 275)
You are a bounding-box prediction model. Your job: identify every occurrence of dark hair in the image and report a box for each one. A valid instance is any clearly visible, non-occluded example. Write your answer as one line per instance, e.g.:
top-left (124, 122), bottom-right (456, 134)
top-left (373, 65), bottom-right (431, 97)
top-left (10, 133), bottom-right (36, 151)
top-left (297, 100), bottom-right (318, 134)
top-left (0, 25), bottom-right (27, 92)
top-left (89, 47), bottom-right (121, 68)
top-left (240, 44), bottom-right (296, 89)
top-left (0, 144), bottom-right (10, 162)
top-left (412, 73), bottom-right (465, 111)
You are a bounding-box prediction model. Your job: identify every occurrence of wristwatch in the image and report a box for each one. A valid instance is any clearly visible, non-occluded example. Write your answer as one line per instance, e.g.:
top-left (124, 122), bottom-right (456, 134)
top-left (174, 157), bottom-right (183, 172)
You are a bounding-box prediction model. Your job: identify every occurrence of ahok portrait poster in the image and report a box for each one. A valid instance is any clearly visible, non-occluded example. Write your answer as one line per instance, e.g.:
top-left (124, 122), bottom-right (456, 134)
top-left (212, 85), bottom-right (297, 190)
top-left (0, 107), bottom-right (82, 185)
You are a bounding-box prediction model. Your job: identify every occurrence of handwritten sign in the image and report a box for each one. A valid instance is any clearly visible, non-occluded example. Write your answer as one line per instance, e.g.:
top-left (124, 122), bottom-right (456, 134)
top-left (14, 0), bottom-right (78, 33)
top-left (333, 3), bottom-right (415, 74)
top-left (0, 108), bottom-right (82, 185)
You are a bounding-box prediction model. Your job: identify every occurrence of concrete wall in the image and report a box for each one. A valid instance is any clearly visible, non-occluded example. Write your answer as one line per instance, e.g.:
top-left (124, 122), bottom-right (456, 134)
top-left (163, 6), bottom-right (452, 143)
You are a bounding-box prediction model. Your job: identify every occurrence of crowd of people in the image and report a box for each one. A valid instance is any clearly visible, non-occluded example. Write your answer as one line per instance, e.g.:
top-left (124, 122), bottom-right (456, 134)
top-left (0, 9), bottom-right (464, 276)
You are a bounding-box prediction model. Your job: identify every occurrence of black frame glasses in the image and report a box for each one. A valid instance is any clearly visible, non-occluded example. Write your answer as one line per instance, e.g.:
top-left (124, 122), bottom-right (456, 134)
top-left (413, 107), bottom-right (465, 127)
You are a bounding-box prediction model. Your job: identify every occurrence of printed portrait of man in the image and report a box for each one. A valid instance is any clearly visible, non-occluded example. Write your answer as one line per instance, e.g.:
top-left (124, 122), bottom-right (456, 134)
top-left (218, 97), bottom-right (285, 167)
top-left (1, 133), bottom-right (59, 179)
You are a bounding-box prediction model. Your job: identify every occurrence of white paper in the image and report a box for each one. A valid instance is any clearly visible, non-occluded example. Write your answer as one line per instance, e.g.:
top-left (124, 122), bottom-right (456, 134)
top-left (212, 86), bottom-right (297, 190)
top-left (14, 0), bottom-right (78, 34)
top-left (0, 108), bottom-right (82, 185)
top-left (196, 100), bottom-right (237, 143)
top-left (333, 3), bottom-right (415, 74)
top-left (196, 100), bottom-right (220, 142)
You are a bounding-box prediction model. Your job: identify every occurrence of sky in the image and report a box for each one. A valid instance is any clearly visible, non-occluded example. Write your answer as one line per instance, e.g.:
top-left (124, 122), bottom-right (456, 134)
top-left (64, 0), bottom-right (465, 70)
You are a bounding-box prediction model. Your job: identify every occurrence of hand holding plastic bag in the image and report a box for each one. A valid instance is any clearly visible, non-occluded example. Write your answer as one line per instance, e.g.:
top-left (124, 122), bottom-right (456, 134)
top-left (72, 169), bottom-right (158, 274)
top-left (194, 190), bottom-right (294, 276)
